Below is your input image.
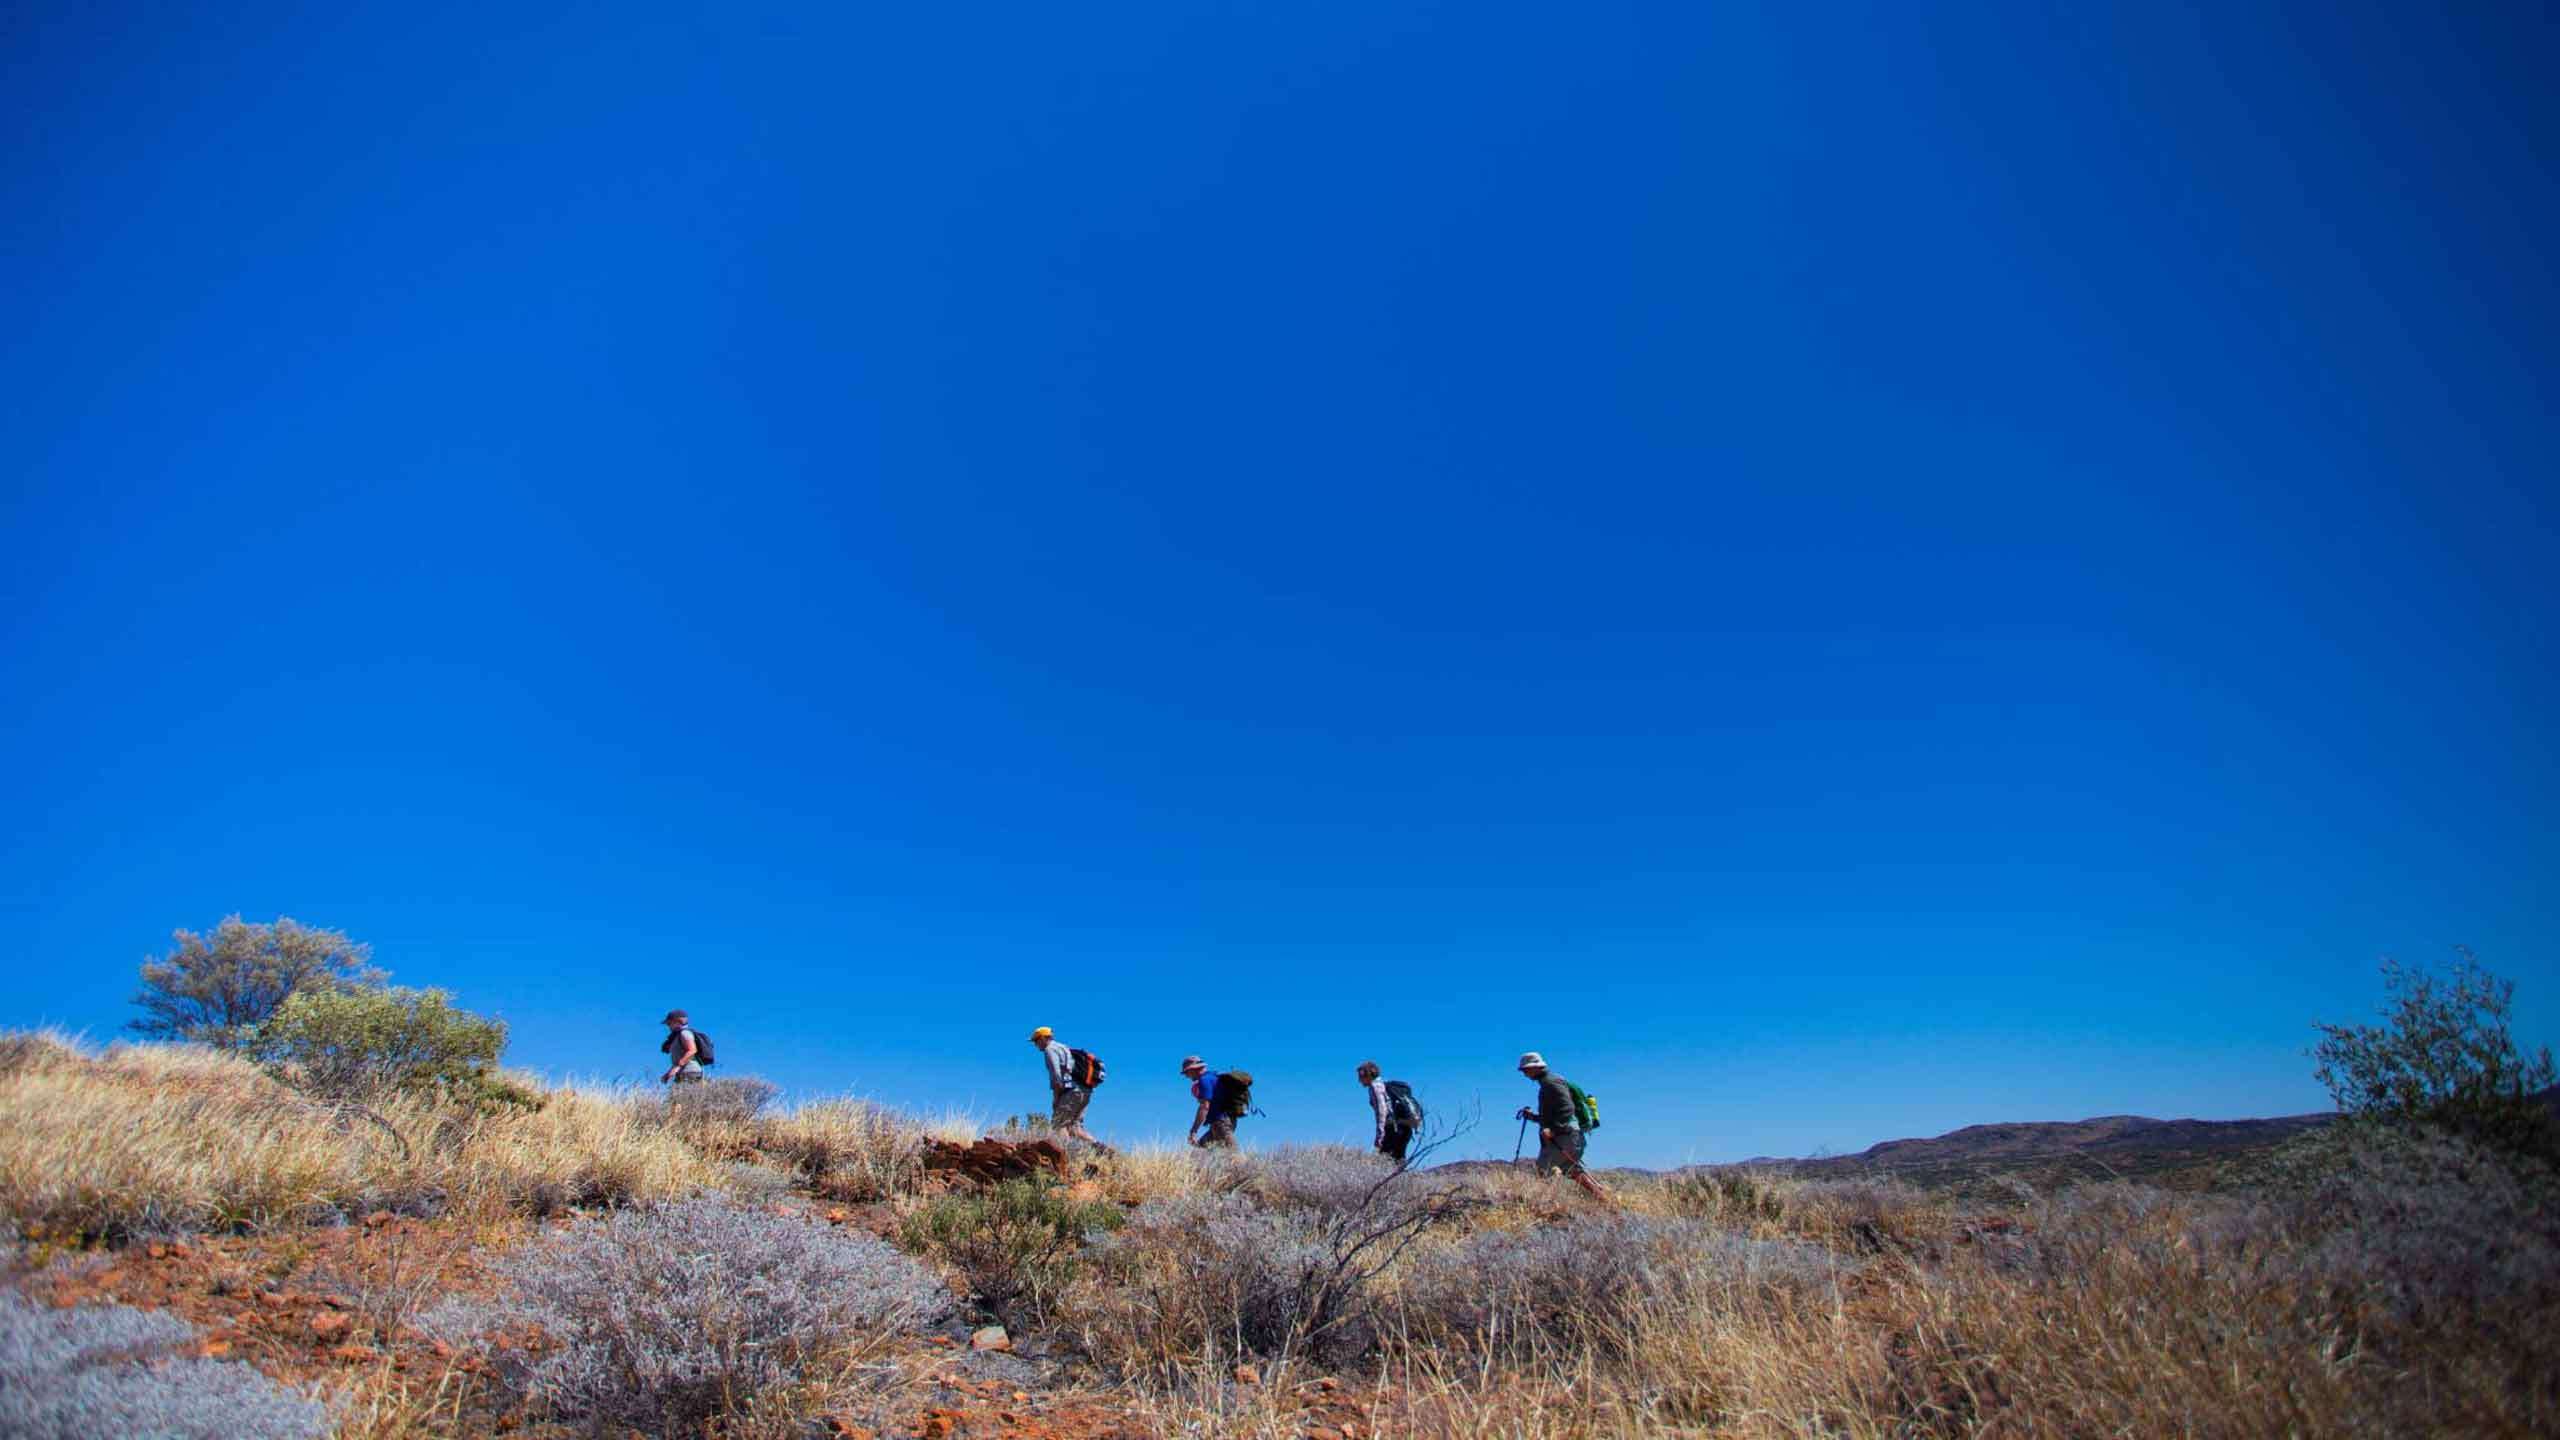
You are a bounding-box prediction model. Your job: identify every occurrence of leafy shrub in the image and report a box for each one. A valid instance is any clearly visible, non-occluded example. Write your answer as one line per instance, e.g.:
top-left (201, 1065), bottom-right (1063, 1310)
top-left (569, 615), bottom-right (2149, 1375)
top-left (667, 1074), bottom-right (779, 1126)
top-left (256, 985), bottom-right (518, 1108)
top-left (129, 916), bottom-right (383, 1048)
top-left (898, 1178), bottom-right (1126, 1326)
top-left (422, 1195), bottom-right (948, 1436)
top-left (2312, 953), bottom-right (2557, 1161)
top-left (0, 1292), bottom-right (325, 1439)
top-left (1404, 1216), bottom-right (1843, 1360)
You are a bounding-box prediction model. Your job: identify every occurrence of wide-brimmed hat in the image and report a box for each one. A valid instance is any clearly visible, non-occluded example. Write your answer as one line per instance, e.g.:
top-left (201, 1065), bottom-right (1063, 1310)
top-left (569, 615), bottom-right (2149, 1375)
top-left (1517, 1051), bottom-right (1547, 1070)
top-left (1178, 1055), bottom-right (1206, 1073)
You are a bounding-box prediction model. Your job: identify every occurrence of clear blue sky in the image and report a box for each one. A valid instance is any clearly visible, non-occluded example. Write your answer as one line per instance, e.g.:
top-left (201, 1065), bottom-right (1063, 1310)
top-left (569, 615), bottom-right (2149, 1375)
top-left (4, 2), bottom-right (2552, 1166)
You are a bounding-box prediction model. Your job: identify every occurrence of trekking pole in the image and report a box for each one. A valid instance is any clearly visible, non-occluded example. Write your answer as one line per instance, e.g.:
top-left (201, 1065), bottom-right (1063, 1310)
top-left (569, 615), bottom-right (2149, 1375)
top-left (1514, 1115), bottom-right (1529, 1165)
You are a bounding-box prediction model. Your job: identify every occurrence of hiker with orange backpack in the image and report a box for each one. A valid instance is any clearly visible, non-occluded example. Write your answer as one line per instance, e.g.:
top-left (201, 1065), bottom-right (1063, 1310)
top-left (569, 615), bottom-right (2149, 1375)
top-left (1515, 1051), bottom-right (1610, 1202)
top-left (1181, 1055), bottom-right (1253, 1148)
top-left (1031, 1026), bottom-right (1111, 1152)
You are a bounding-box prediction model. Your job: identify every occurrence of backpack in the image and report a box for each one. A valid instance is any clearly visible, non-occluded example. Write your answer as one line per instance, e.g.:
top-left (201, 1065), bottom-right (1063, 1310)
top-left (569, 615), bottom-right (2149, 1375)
top-left (1564, 1080), bottom-right (1599, 1132)
top-left (1210, 1070), bottom-right (1254, 1120)
top-left (1067, 1047), bottom-right (1106, 1088)
top-left (1382, 1079), bottom-right (1423, 1129)
top-left (662, 1028), bottom-right (716, 1067)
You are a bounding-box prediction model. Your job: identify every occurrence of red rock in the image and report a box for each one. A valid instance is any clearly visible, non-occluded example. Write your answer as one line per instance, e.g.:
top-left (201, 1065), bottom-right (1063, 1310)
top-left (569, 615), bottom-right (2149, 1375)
top-left (363, 1211), bottom-right (395, 1229)
top-left (257, 1291), bottom-right (291, 1309)
top-left (309, 1312), bottom-right (352, 1339)
top-left (919, 1136), bottom-right (1068, 1186)
top-left (330, 1344), bottom-right (376, 1363)
top-left (1234, 1365), bottom-right (1262, 1386)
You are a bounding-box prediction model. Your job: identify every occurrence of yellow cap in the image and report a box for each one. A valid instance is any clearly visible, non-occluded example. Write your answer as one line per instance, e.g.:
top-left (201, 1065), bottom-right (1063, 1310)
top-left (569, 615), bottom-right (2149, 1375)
top-left (1029, 1026), bottom-right (1054, 1041)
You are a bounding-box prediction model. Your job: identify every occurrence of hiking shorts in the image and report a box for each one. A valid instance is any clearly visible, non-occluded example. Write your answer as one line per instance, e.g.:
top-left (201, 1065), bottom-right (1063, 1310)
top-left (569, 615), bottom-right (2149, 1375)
top-left (1535, 1127), bottom-right (1587, 1177)
top-left (670, 1064), bottom-right (705, 1086)
top-left (1379, 1125), bottom-right (1414, 1162)
top-left (1051, 1086), bottom-right (1091, 1130)
top-left (1196, 1114), bottom-right (1238, 1148)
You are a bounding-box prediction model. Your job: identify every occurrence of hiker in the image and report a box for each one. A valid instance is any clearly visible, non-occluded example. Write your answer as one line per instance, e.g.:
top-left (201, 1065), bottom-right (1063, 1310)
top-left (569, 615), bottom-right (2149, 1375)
top-left (1183, 1055), bottom-right (1253, 1148)
top-left (1515, 1051), bottom-right (1610, 1202)
top-left (659, 1009), bottom-right (707, 1090)
top-left (1360, 1060), bottom-right (1420, 1163)
top-left (1031, 1026), bottom-right (1109, 1151)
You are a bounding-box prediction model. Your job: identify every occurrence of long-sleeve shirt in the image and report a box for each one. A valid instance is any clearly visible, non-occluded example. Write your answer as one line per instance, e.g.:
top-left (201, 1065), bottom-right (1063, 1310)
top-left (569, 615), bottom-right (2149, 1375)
top-left (1043, 1040), bottom-right (1079, 1094)
top-left (1533, 1073), bottom-right (1579, 1132)
top-left (1367, 1079), bottom-right (1392, 1145)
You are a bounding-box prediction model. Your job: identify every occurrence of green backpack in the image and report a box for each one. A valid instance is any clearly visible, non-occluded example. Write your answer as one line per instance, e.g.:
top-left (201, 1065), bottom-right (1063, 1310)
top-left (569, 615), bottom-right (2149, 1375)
top-left (1564, 1080), bottom-right (1601, 1132)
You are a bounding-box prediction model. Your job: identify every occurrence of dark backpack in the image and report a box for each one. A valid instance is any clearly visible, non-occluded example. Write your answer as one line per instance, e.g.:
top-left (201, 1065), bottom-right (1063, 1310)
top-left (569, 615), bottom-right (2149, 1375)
top-left (662, 1028), bottom-right (716, 1067)
top-left (1067, 1047), bottom-right (1106, 1088)
top-left (1382, 1079), bottom-right (1423, 1129)
top-left (1210, 1069), bottom-right (1254, 1120)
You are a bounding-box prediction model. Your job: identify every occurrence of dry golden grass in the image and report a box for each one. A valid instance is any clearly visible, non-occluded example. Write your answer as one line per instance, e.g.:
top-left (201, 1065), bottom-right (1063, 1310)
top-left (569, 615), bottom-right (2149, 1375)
top-left (0, 1032), bottom-right (728, 1240)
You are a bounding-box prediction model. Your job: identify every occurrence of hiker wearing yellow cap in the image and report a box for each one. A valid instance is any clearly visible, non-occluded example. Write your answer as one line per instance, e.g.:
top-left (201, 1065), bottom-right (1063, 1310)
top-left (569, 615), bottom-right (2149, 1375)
top-left (1029, 1026), bottom-right (1110, 1152)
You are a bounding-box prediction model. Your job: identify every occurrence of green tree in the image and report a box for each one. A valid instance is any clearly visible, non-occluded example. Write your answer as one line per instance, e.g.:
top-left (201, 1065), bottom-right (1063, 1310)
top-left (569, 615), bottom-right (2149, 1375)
top-left (258, 984), bottom-right (524, 1106)
top-left (129, 916), bottom-right (385, 1047)
top-left (2312, 951), bottom-right (2557, 1160)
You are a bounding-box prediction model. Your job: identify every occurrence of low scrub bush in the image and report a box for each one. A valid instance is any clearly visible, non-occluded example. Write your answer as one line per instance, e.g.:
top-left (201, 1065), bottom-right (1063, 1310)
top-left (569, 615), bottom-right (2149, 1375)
top-left (720, 1159), bottom-right (803, 1201)
top-left (424, 1195), bottom-right (949, 1436)
top-left (1659, 1167), bottom-right (1790, 1227)
top-left (1404, 1216), bottom-right (1844, 1361)
top-left (898, 1178), bottom-right (1126, 1326)
top-left (2274, 1130), bottom-right (2560, 1387)
top-left (667, 1074), bottom-right (780, 1126)
top-left (0, 1292), bottom-right (325, 1439)
top-left (1075, 1160), bottom-right (1483, 1376)
top-left (1243, 1146), bottom-right (1405, 1213)
top-left (1074, 1193), bottom-right (1333, 1377)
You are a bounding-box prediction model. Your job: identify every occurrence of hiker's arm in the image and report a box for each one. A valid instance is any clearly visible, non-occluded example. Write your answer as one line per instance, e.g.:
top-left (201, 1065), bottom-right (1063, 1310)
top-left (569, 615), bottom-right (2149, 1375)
top-left (1044, 1045), bottom-right (1068, 1091)
top-left (1371, 1086), bottom-right (1388, 1146)
top-left (1188, 1095), bottom-right (1209, 1139)
top-left (661, 1032), bottom-right (694, 1081)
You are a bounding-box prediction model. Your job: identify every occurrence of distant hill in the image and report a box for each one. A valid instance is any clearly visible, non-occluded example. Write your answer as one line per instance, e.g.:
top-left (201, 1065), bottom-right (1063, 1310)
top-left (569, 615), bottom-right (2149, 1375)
top-left (1718, 1111), bottom-right (2336, 1192)
top-left (1696, 1085), bottom-right (2560, 1195)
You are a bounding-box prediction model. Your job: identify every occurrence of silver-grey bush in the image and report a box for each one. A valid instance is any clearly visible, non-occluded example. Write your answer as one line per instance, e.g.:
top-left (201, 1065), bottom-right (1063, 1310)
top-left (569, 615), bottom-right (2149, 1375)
top-left (0, 1292), bottom-right (325, 1440)
top-left (1406, 1216), bottom-right (1844, 1357)
top-left (423, 1194), bottom-right (949, 1436)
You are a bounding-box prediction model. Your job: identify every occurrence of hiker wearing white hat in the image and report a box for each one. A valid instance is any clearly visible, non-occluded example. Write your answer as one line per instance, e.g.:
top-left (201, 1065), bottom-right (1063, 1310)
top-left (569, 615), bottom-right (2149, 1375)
top-left (1181, 1054), bottom-right (1249, 1148)
top-left (1516, 1051), bottom-right (1611, 1203)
